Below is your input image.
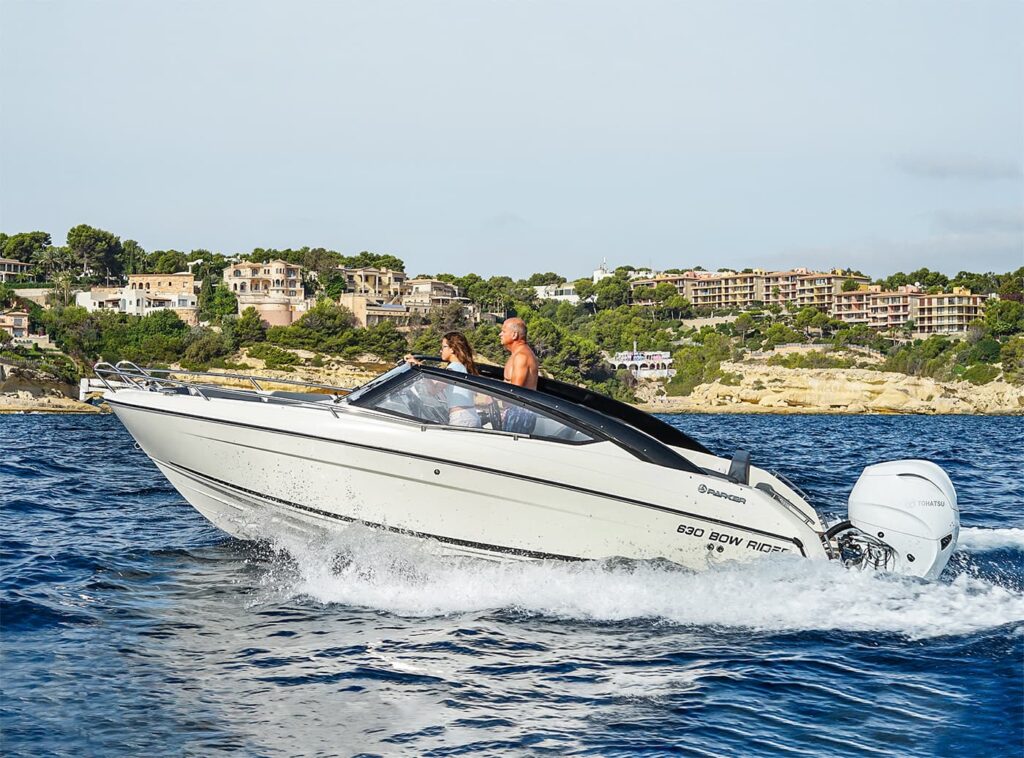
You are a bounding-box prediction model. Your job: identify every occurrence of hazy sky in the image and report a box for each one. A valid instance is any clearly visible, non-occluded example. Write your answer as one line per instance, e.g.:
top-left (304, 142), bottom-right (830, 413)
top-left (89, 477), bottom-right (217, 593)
top-left (2, 0), bottom-right (1022, 279)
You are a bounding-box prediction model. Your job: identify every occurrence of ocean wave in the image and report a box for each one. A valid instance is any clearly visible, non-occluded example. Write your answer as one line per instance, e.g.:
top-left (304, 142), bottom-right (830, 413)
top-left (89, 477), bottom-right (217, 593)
top-left (260, 526), bottom-right (1024, 641)
top-left (958, 527), bottom-right (1024, 552)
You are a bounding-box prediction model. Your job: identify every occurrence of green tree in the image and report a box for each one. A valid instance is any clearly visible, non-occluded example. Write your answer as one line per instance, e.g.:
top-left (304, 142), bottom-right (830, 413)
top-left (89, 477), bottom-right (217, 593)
top-left (32, 245), bottom-right (75, 281)
top-left (950, 270), bottom-right (1000, 295)
top-left (150, 249), bottom-right (189, 274)
top-left (525, 272), bottom-right (564, 287)
top-left (663, 295), bottom-right (692, 320)
top-left (234, 307), bottom-right (268, 345)
top-left (733, 313), bottom-right (755, 340)
top-left (763, 322), bottom-right (805, 348)
top-left (119, 239), bottom-right (148, 275)
top-left (594, 276), bottom-right (630, 310)
top-left (428, 302), bottom-right (470, 333)
top-left (665, 332), bottom-right (732, 396)
top-left (182, 329), bottom-right (232, 367)
top-left (342, 251), bottom-right (405, 271)
top-left (985, 300), bottom-right (1024, 336)
top-left (199, 283), bottom-right (239, 323)
top-left (573, 278), bottom-right (596, 304)
top-left (794, 306), bottom-right (821, 335)
top-left (962, 364), bottom-right (999, 385)
top-left (651, 282), bottom-right (677, 304)
top-left (526, 316), bottom-right (562, 359)
top-left (841, 278), bottom-right (861, 292)
top-left (66, 224), bottom-right (123, 278)
top-left (997, 267), bottom-right (1023, 302)
top-left (999, 336), bottom-right (1024, 384)
top-left (302, 247), bottom-right (346, 278)
top-left (357, 320), bottom-right (408, 360)
top-left (3, 231), bottom-right (52, 264)
top-left (962, 336), bottom-right (1001, 364)
top-left (50, 271), bottom-right (76, 307)
top-left (882, 267), bottom-right (949, 291)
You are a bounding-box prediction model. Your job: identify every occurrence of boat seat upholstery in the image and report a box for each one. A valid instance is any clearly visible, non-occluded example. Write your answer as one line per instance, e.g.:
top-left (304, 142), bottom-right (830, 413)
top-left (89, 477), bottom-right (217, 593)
top-left (728, 449), bottom-right (751, 485)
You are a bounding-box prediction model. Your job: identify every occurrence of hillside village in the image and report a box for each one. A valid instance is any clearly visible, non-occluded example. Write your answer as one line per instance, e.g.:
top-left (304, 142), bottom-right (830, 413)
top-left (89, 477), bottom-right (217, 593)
top-left (2, 257), bottom-right (998, 341)
top-left (1, 225), bottom-right (1023, 414)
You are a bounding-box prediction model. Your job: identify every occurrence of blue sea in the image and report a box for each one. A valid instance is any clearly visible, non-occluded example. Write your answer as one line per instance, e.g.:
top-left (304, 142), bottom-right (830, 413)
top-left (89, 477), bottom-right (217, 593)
top-left (1, 413), bottom-right (1022, 757)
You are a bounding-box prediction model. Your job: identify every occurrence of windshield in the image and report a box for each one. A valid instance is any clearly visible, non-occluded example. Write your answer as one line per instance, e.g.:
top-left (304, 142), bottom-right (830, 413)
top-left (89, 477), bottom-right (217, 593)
top-left (342, 362), bottom-right (410, 405)
top-left (363, 372), bottom-right (595, 442)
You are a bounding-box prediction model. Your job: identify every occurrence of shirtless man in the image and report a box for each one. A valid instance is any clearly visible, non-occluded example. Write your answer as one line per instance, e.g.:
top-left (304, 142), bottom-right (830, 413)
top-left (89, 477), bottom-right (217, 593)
top-left (499, 317), bottom-right (539, 390)
top-left (498, 317), bottom-right (539, 433)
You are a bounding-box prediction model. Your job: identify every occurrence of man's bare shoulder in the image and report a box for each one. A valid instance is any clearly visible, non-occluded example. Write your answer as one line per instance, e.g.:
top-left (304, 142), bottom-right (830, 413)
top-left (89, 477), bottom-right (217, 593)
top-left (514, 344), bottom-right (538, 362)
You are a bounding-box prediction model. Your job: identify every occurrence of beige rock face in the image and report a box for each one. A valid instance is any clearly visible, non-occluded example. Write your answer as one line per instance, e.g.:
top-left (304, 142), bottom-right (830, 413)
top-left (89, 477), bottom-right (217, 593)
top-left (0, 365), bottom-right (100, 414)
top-left (641, 363), bottom-right (1024, 415)
top-left (0, 391), bottom-right (102, 414)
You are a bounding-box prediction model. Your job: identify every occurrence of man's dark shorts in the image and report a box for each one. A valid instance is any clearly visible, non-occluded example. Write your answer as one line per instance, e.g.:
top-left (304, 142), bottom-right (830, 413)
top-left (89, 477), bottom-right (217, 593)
top-left (502, 404), bottom-right (537, 434)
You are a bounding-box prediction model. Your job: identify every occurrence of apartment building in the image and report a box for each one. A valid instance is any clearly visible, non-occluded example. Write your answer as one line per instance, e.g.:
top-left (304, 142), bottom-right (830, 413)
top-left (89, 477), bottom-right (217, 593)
top-left (401, 278), bottom-right (462, 314)
top-left (914, 288), bottom-right (986, 337)
top-left (830, 285), bottom-right (988, 337)
top-left (337, 292), bottom-right (412, 328)
top-left (629, 271), bottom-right (719, 304)
top-left (223, 259), bottom-right (306, 326)
top-left (0, 309), bottom-right (29, 338)
top-left (866, 285), bottom-right (921, 332)
top-left (0, 258), bottom-right (32, 283)
top-left (689, 270), bottom-right (768, 310)
top-left (125, 273), bottom-right (198, 325)
top-left (795, 270), bottom-right (871, 312)
top-left (340, 266), bottom-right (406, 299)
top-left (631, 268), bottom-right (868, 311)
top-left (832, 285), bottom-right (881, 325)
top-left (127, 273), bottom-right (195, 295)
top-left (533, 283), bottom-right (580, 304)
top-left (763, 268), bottom-right (813, 307)
top-left (607, 348), bottom-right (675, 379)
top-left (75, 275), bottom-right (199, 326)
top-left (75, 286), bottom-right (124, 312)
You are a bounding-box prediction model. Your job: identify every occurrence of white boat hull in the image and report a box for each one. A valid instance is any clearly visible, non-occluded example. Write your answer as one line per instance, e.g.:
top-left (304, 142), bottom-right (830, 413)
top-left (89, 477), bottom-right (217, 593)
top-left (109, 391), bottom-right (830, 570)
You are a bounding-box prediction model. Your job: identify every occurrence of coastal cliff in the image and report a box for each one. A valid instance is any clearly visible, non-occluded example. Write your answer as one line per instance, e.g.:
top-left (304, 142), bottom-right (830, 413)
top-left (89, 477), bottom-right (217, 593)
top-left (0, 365), bottom-right (101, 414)
top-left (5, 355), bottom-right (1023, 415)
top-left (639, 362), bottom-right (1024, 415)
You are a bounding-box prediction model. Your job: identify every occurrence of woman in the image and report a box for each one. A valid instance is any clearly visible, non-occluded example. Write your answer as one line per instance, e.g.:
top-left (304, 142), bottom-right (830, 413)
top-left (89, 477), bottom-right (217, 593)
top-left (439, 332), bottom-right (482, 427)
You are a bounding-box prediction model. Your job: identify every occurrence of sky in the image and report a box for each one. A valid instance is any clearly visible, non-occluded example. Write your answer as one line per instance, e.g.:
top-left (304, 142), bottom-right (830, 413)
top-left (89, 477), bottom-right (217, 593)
top-left (1, 0), bottom-right (1022, 280)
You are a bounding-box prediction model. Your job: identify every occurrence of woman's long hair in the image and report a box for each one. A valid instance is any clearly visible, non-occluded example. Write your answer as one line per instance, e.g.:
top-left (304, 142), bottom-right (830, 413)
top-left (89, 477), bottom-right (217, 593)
top-left (443, 331), bottom-right (479, 375)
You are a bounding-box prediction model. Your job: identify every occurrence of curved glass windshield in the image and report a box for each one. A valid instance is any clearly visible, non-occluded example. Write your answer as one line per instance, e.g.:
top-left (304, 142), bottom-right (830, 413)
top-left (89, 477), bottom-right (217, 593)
top-left (365, 373), bottom-right (594, 444)
top-left (342, 363), bottom-right (411, 405)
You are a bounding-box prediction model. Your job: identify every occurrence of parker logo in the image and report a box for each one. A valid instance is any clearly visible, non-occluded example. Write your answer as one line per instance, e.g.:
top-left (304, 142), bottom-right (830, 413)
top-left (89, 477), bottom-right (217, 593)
top-left (698, 483), bottom-right (746, 504)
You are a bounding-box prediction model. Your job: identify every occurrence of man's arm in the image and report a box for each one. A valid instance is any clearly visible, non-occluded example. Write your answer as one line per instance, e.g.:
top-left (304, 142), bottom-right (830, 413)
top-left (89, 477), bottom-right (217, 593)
top-left (507, 351), bottom-right (532, 387)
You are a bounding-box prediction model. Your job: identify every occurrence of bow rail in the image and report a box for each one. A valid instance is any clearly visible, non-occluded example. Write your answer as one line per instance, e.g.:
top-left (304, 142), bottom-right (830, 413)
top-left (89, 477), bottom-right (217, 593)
top-left (93, 361), bottom-right (360, 417)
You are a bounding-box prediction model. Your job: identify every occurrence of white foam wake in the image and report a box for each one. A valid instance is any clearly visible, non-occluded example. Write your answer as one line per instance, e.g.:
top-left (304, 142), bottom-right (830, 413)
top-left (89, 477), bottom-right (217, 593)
top-left (256, 525), bottom-right (1024, 641)
top-left (958, 527), bottom-right (1024, 552)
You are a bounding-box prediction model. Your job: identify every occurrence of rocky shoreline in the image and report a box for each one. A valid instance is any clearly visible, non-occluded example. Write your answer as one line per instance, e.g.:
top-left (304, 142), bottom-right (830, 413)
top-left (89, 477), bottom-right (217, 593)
top-left (3, 359), bottom-right (1022, 416)
top-left (637, 362), bottom-right (1024, 415)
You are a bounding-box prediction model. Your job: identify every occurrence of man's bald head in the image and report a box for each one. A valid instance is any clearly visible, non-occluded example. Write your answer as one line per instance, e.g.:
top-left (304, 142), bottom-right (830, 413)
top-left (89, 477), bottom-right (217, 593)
top-left (502, 318), bottom-right (527, 341)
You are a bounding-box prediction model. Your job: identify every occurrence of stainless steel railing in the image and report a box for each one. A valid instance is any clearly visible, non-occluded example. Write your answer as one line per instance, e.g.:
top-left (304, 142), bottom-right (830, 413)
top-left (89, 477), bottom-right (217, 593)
top-left (93, 361), bottom-right (359, 417)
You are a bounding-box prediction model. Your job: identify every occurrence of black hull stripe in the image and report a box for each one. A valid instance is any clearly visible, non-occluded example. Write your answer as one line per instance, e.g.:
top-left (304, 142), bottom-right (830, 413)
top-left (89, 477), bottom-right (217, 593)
top-left (108, 396), bottom-right (807, 555)
top-left (166, 460), bottom-right (583, 561)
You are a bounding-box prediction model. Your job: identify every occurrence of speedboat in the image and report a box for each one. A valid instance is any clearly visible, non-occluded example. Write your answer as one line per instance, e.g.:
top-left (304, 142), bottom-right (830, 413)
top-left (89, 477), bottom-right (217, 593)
top-left (96, 359), bottom-right (960, 579)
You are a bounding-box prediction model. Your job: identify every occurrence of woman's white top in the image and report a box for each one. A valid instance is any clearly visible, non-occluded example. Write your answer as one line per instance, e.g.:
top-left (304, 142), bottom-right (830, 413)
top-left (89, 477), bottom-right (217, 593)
top-left (446, 361), bottom-right (475, 408)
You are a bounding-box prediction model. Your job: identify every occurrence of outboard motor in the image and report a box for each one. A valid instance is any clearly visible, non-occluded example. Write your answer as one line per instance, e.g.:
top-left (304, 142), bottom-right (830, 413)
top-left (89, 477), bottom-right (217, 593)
top-left (837, 460), bottom-right (959, 580)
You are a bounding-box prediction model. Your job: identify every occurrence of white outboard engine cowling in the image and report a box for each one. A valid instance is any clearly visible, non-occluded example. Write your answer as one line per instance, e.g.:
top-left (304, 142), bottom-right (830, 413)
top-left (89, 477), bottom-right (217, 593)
top-left (847, 460), bottom-right (959, 580)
